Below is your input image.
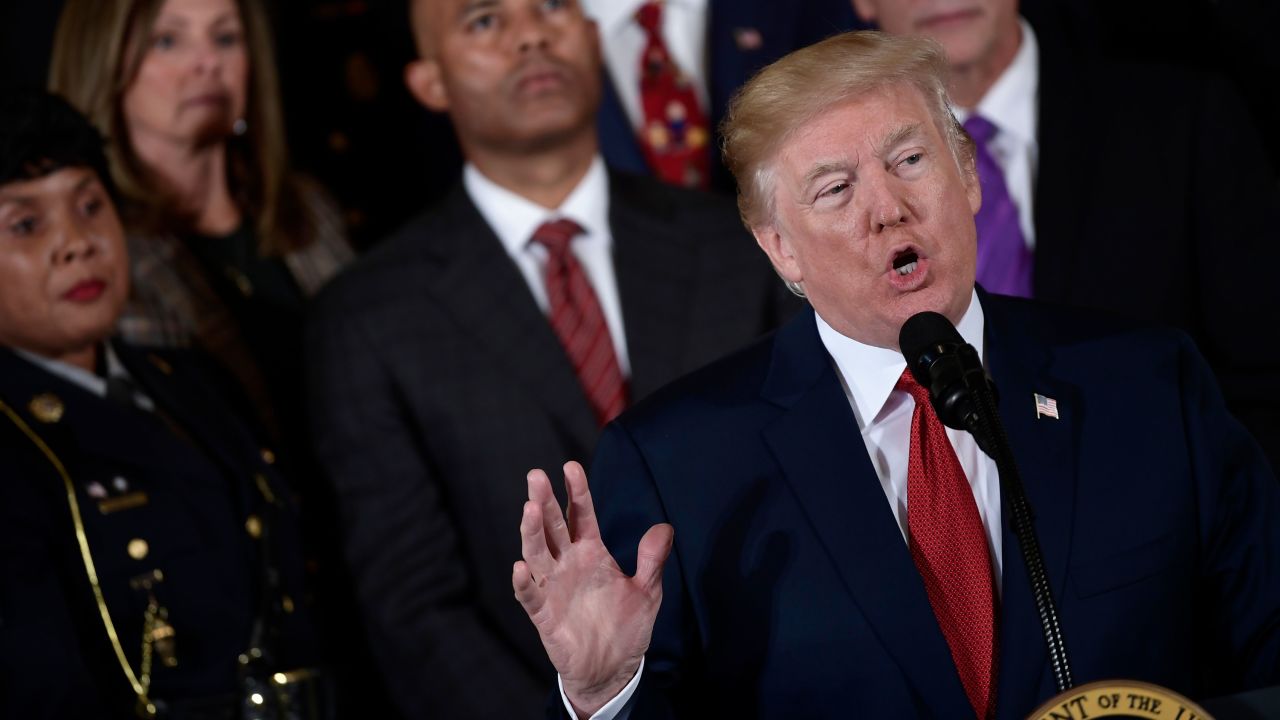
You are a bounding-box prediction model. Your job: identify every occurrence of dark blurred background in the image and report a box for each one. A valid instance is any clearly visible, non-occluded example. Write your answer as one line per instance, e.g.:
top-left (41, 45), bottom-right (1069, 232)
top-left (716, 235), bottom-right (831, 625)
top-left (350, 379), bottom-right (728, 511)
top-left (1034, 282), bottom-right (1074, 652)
top-left (4, 0), bottom-right (1276, 252)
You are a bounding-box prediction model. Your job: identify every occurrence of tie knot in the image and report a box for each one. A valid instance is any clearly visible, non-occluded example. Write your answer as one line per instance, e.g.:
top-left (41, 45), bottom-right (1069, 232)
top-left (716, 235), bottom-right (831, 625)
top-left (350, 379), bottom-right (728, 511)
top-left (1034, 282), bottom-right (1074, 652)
top-left (895, 366), bottom-right (932, 406)
top-left (635, 1), bottom-right (662, 33)
top-left (963, 114), bottom-right (997, 145)
top-left (530, 218), bottom-right (583, 256)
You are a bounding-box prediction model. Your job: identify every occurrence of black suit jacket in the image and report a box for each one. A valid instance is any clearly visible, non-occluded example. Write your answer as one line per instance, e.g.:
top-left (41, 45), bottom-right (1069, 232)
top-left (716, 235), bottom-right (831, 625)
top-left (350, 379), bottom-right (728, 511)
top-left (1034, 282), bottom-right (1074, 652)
top-left (0, 343), bottom-right (315, 718)
top-left (306, 169), bottom-right (796, 719)
top-left (1026, 14), bottom-right (1280, 468)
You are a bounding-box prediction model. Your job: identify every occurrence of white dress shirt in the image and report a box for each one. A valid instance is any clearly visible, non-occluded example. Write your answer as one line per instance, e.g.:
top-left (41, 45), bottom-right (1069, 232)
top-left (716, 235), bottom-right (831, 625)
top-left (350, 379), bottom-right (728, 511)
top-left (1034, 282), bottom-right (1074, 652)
top-left (953, 18), bottom-right (1040, 251)
top-left (15, 344), bottom-right (154, 411)
top-left (816, 290), bottom-right (1003, 582)
top-left (463, 156), bottom-right (632, 375)
top-left (563, 292), bottom-right (1004, 719)
top-left (582, 0), bottom-right (710, 131)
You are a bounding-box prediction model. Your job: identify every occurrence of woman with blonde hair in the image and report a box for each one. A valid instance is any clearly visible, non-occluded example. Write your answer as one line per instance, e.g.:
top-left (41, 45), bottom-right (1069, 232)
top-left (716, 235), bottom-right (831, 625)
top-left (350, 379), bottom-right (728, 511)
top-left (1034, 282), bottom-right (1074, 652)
top-left (49, 0), bottom-right (352, 445)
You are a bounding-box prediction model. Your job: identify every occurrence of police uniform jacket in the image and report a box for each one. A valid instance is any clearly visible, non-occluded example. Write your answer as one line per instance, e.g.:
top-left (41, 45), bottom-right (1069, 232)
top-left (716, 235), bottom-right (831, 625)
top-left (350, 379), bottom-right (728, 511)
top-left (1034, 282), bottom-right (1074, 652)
top-left (0, 341), bottom-right (317, 719)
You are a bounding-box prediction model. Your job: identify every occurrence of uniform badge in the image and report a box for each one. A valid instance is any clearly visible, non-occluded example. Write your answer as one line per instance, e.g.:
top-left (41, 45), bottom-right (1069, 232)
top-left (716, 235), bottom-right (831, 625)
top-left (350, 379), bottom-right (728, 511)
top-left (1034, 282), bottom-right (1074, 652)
top-left (28, 393), bottom-right (64, 424)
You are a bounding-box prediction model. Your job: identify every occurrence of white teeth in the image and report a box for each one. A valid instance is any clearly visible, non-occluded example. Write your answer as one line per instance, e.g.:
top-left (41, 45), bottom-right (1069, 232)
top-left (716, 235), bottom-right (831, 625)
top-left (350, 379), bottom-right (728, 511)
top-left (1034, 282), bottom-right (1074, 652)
top-left (896, 261), bottom-right (918, 276)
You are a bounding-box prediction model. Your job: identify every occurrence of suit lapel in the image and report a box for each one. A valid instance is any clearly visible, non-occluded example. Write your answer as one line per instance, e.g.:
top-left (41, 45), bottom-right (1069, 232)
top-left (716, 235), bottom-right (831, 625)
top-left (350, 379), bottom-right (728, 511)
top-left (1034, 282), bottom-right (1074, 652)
top-left (759, 312), bottom-right (974, 718)
top-left (429, 186), bottom-right (600, 452)
top-left (597, 74), bottom-right (650, 178)
top-left (609, 173), bottom-right (699, 400)
top-left (981, 297), bottom-right (1081, 718)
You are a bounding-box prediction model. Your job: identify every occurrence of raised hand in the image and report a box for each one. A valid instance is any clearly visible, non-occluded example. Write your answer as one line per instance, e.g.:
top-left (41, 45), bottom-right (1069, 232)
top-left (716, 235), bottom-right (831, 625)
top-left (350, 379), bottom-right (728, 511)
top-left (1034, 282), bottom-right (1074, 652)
top-left (512, 461), bottom-right (673, 718)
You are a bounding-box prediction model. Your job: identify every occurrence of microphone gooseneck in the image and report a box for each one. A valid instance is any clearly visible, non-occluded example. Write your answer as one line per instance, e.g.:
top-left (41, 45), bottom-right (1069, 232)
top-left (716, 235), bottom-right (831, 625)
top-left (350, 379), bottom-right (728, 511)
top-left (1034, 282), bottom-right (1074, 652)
top-left (899, 311), bottom-right (1074, 693)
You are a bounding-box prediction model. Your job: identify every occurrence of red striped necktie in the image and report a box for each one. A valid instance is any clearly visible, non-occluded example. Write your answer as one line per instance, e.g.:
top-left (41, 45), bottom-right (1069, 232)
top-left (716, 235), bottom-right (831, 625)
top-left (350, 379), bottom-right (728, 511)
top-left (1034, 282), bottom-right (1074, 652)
top-left (530, 219), bottom-right (627, 426)
top-left (896, 368), bottom-right (998, 719)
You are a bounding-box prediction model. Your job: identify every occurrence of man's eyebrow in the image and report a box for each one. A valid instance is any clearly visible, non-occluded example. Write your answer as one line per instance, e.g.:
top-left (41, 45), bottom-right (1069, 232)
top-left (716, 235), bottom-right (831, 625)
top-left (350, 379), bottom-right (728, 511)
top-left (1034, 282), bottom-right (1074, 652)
top-left (879, 123), bottom-right (923, 155)
top-left (801, 160), bottom-right (855, 191)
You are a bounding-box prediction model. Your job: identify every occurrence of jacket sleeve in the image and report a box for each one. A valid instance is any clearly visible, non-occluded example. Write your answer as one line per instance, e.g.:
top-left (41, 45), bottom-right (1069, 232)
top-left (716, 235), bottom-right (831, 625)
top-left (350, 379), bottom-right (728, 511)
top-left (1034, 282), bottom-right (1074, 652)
top-left (582, 421), bottom-right (712, 720)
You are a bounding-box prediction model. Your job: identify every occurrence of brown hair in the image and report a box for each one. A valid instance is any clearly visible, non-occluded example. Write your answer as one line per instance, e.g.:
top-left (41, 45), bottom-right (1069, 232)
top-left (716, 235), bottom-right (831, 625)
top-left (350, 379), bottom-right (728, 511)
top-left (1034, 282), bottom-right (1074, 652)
top-left (49, 0), bottom-right (310, 254)
top-left (721, 30), bottom-right (974, 231)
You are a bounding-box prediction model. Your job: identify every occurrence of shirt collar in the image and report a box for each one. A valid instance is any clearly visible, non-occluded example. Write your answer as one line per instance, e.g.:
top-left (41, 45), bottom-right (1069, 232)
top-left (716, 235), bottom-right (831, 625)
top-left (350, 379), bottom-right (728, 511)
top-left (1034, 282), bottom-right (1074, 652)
top-left (584, 0), bottom-right (707, 36)
top-left (14, 342), bottom-right (127, 399)
top-left (815, 290), bottom-right (986, 429)
top-left (463, 156), bottom-right (610, 255)
top-left (967, 17), bottom-right (1039, 146)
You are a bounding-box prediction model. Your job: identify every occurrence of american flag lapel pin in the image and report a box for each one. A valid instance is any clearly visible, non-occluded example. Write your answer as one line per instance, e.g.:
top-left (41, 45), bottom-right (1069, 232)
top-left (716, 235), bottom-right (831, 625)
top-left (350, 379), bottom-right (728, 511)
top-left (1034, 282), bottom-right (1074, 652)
top-left (1034, 393), bottom-right (1059, 420)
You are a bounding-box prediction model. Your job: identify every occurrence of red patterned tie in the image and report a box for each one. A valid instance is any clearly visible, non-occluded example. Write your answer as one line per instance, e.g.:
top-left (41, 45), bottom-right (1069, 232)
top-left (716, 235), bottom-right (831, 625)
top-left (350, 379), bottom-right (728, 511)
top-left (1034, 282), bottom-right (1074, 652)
top-left (635, 1), bottom-right (711, 189)
top-left (896, 368), bottom-right (998, 719)
top-left (531, 219), bottom-right (627, 426)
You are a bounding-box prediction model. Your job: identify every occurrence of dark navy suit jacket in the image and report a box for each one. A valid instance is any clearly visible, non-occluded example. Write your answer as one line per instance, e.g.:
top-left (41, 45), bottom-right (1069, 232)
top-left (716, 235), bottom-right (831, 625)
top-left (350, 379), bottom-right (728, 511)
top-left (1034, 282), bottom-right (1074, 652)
top-left (584, 294), bottom-right (1280, 718)
top-left (597, 0), bottom-right (859, 191)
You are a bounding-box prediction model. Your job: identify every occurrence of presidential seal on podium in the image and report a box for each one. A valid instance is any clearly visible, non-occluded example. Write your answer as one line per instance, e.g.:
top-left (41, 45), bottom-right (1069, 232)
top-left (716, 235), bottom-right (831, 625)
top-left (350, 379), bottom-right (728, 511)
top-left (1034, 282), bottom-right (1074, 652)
top-left (1029, 680), bottom-right (1213, 720)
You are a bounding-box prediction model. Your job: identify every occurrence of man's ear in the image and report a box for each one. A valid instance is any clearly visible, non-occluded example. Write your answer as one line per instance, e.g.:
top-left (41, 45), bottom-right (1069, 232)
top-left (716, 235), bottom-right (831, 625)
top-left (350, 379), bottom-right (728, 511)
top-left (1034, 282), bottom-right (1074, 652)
top-left (752, 224), bottom-right (804, 286)
top-left (963, 155), bottom-right (982, 216)
top-left (405, 58), bottom-right (449, 112)
top-left (851, 0), bottom-right (879, 23)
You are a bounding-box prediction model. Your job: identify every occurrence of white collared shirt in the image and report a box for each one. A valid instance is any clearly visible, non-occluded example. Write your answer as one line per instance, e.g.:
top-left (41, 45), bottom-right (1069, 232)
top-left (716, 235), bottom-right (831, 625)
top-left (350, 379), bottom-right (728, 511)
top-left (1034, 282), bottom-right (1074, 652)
top-left (815, 290), bottom-right (1003, 583)
top-left (583, 0), bottom-right (710, 131)
top-left (953, 18), bottom-right (1040, 251)
top-left (564, 292), bottom-right (1004, 720)
top-left (463, 156), bottom-right (631, 375)
top-left (15, 343), bottom-right (155, 411)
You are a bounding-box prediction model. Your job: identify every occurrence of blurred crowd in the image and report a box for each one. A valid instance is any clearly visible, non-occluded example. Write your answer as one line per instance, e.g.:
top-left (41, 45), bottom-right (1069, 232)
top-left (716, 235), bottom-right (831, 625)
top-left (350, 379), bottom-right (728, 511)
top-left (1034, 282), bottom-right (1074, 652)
top-left (0, 0), bottom-right (1276, 718)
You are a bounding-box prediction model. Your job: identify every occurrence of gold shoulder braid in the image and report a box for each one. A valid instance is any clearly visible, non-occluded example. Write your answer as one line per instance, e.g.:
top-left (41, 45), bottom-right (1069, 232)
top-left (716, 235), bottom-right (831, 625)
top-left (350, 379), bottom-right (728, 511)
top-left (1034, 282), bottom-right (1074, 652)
top-left (0, 399), bottom-right (162, 719)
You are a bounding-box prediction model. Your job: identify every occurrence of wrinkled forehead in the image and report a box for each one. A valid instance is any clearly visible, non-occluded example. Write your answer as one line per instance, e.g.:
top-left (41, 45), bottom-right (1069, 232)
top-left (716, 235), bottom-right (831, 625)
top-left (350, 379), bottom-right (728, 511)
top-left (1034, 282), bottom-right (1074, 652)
top-left (774, 84), bottom-right (937, 170)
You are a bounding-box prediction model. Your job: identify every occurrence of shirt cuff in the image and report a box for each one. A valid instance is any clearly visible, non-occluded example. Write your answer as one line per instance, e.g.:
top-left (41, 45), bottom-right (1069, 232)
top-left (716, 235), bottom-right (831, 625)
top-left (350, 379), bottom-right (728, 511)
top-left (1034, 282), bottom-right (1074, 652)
top-left (557, 656), bottom-right (644, 720)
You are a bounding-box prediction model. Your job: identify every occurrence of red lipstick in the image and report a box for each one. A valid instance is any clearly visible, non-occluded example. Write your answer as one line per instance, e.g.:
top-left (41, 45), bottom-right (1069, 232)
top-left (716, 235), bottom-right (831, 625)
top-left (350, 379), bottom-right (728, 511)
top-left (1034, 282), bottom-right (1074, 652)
top-left (63, 279), bottom-right (106, 302)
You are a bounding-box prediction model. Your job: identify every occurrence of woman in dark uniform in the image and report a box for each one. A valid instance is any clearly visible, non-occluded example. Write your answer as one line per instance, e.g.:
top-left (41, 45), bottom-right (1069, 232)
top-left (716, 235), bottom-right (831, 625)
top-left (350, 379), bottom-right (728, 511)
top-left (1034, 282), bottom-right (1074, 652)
top-left (0, 91), bottom-right (324, 720)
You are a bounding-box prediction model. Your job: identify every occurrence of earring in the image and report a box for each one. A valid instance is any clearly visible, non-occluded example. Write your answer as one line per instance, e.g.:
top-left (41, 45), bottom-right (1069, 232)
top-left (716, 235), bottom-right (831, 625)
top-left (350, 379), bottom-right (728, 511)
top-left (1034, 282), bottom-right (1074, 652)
top-left (232, 118), bottom-right (248, 136)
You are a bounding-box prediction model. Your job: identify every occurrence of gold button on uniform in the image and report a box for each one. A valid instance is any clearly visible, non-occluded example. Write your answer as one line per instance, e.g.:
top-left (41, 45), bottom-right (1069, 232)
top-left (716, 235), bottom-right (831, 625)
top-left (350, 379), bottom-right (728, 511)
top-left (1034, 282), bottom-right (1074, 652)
top-left (29, 393), bottom-right (64, 424)
top-left (281, 595), bottom-right (295, 614)
top-left (260, 448), bottom-right (276, 465)
top-left (245, 515), bottom-right (263, 539)
top-left (127, 538), bottom-right (149, 560)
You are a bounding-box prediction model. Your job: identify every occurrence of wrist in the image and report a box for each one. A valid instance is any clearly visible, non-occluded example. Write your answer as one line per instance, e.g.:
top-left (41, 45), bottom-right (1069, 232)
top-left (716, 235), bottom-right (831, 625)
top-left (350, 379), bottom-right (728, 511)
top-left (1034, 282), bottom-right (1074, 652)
top-left (564, 657), bottom-right (643, 717)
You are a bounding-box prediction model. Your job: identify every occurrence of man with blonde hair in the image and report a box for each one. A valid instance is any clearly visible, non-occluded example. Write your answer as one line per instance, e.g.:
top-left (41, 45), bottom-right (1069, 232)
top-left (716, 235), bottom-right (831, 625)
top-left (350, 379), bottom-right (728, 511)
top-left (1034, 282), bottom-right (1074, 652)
top-left (513, 31), bottom-right (1280, 719)
top-left (851, 0), bottom-right (1280, 468)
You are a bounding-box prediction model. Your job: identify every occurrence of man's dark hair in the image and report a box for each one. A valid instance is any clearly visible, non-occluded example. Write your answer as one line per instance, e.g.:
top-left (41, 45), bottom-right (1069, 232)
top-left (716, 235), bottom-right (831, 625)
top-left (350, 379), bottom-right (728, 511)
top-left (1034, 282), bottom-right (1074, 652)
top-left (0, 90), bottom-right (116, 198)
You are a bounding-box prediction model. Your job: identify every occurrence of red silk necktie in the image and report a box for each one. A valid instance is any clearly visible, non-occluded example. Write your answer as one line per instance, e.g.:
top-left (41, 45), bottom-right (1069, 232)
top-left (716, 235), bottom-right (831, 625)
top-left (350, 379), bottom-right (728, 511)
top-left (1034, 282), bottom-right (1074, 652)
top-left (530, 219), bottom-right (627, 426)
top-left (635, 0), bottom-right (710, 189)
top-left (897, 368), bottom-right (998, 719)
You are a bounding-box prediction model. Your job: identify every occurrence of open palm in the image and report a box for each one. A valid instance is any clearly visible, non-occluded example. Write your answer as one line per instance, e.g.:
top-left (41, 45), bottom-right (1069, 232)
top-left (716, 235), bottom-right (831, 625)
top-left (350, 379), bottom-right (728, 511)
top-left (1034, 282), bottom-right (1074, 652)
top-left (513, 461), bottom-right (673, 717)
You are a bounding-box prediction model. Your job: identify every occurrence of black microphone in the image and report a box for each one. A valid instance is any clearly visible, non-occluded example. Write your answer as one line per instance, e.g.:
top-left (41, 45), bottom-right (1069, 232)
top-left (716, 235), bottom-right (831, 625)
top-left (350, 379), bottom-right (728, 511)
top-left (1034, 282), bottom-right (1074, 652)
top-left (899, 310), bottom-right (1076, 691)
top-left (898, 311), bottom-right (998, 457)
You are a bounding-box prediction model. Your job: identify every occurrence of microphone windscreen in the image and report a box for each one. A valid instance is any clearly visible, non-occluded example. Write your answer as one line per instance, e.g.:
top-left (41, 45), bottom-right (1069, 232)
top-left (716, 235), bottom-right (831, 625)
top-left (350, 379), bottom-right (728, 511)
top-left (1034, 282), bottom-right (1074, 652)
top-left (899, 311), bottom-right (964, 375)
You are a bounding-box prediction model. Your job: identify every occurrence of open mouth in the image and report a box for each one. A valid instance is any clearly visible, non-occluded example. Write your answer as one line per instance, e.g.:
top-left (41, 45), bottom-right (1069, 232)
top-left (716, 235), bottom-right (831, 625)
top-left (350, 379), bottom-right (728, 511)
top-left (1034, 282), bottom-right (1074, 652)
top-left (892, 250), bottom-right (920, 277)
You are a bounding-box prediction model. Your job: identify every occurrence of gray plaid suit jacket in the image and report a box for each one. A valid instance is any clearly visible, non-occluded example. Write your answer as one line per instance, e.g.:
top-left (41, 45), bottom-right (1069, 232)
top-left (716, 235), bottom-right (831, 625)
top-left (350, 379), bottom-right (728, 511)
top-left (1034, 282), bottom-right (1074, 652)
top-left (305, 169), bottom-right (797, 719)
